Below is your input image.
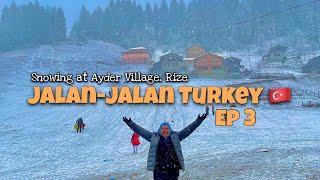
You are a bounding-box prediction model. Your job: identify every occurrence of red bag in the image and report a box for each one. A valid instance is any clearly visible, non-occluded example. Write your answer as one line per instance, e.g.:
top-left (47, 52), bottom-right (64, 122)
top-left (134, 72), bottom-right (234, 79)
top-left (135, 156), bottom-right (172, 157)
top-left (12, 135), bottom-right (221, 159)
top-left (131, 132), bottom-right (140, 145)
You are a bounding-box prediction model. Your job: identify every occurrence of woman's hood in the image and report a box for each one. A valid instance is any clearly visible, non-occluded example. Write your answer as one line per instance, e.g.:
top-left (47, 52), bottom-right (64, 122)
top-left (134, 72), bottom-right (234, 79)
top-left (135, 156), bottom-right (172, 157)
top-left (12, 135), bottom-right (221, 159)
top-left (157, 122), bottom-right (172, 134)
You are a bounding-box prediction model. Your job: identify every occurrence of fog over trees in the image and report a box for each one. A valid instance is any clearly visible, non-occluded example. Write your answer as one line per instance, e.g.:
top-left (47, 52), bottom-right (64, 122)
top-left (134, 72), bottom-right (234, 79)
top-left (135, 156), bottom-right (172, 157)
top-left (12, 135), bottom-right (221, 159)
top-left (0, 1), bottom-right (66, 51)
top-left (1, 0), bottom-right (320, 52)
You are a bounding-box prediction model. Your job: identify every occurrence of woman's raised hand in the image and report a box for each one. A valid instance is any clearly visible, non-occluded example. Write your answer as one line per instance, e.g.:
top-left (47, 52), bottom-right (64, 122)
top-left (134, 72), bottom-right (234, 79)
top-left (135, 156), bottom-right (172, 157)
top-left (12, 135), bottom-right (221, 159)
top-left (123, 116), bottom-right (132, 123)
top-left (198, 106), bottom-right (209, 121)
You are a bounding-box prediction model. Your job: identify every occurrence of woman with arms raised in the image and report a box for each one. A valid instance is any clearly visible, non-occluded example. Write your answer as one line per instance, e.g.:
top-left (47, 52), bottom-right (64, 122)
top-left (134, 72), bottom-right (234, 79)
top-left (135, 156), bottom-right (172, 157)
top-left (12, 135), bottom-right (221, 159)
top-left (123, 106), bottom-right (209, 180)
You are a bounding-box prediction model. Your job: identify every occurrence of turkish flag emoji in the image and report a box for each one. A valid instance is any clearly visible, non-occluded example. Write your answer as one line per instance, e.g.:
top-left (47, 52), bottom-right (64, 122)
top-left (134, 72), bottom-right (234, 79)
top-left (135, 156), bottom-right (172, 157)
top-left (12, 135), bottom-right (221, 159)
top-left (268, 87), bottom-right (292, 104)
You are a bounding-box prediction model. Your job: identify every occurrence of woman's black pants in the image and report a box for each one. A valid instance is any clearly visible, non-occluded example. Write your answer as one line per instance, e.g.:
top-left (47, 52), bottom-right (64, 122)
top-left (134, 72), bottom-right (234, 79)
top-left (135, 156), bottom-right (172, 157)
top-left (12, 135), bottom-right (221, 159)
top-left (153, 169), bottom-right (179, 180)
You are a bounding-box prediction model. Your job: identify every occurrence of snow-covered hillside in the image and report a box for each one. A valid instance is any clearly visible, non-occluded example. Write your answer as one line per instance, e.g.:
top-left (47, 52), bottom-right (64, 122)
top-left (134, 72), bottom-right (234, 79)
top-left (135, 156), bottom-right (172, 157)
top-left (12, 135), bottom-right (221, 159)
top-left (0, 42), bottom-right (319, 179)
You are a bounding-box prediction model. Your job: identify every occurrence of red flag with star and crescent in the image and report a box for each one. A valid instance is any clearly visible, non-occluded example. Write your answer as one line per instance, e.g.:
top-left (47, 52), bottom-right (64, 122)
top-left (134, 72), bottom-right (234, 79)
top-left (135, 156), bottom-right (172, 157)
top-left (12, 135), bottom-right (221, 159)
top-left (268, 87), bottom-right (292, 104)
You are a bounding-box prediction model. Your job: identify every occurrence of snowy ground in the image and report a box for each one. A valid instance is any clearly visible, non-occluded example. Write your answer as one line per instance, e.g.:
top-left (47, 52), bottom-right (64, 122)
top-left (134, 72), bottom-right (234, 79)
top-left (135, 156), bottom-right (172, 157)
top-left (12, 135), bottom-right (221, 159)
top-left (0, 42), bottom-right (320, 179)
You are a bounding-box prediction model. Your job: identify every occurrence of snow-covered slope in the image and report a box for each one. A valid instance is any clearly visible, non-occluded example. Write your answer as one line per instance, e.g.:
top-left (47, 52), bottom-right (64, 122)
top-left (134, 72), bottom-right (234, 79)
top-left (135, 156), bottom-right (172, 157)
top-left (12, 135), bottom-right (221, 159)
top-left (0, 42), bottom-right (319, 179)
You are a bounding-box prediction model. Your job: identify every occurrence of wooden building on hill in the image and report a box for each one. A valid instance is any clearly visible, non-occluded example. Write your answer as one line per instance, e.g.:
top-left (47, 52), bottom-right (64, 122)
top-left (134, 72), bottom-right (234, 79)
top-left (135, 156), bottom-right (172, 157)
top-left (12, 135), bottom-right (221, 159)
top-left (223, 57), bottom-right (244, 78)
top-left (211, 54), bottom-right (225, 78)
top-left (302, 56), bottom-right (320, 74)
top-left (122, 47), bottom-right (151, 64)
top-left (194, 53), bottom-right (225, 77)
top-left (194, 53), bottom-right (223, 69)
top-left (193, 53), bottom-right (211, 76)
top-left (195, 53), bottom-right (214, 71)
top-left (186, 45), bottom-right (206, 58)
top-left (183, 58), bottom-right (195, 74)
top-left (262, 45), bottom-right (288, 64)
top-left (150, 53), bottom-right (187, 74)
top-left (212, 54), bottom-right (223, 67)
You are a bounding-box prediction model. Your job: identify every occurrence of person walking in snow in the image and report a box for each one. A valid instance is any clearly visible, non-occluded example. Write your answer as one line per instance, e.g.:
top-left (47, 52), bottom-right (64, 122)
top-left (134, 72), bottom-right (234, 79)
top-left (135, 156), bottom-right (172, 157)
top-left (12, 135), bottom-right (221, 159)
top-left (75, 118), bottom-right (85, 133)
top-left (123, 106), bottom-right (209, 180)
top-left (131, 132), bottom-right (140, 153)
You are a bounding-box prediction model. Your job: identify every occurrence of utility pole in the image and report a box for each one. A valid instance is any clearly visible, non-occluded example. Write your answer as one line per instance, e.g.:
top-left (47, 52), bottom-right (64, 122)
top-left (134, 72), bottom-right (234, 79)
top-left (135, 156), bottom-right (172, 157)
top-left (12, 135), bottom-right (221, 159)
top-left (248, 47), bottom-right (252, 70)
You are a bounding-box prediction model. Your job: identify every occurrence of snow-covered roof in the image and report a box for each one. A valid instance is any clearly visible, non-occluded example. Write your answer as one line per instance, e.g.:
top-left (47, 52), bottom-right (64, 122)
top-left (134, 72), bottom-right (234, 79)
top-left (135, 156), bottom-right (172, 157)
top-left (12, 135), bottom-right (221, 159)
top-left (183, 58), bottom-right (195, 61)
top-left (129, 47), bottom-right (147, 50)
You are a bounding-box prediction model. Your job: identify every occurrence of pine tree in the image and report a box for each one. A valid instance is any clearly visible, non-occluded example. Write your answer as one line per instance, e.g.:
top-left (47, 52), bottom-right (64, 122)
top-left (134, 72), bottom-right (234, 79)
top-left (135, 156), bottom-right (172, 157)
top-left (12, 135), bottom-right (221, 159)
top-left (70, 5), bottom-right (90, 43)
top-left (159, 0), bottom-right (169, 44)
top-left (145, 3), bottom-right (153, 34)
top-left (1, 5), bottom-right (9, 23)
top-left (101, 5), bottom-right (111, 41)
top-left (54, 7), bottom-right (67, 42)
top-left (90, 7), bottom-right (104, 39)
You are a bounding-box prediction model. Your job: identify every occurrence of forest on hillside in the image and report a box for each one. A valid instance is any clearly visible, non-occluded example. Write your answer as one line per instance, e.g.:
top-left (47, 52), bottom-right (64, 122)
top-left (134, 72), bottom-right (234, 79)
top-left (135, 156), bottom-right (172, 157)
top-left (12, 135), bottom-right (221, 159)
top-left (0, 1), bottom-right (66, 52)
top-left (1, 0), bottom-right (320, 52)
